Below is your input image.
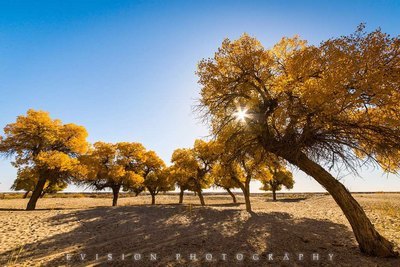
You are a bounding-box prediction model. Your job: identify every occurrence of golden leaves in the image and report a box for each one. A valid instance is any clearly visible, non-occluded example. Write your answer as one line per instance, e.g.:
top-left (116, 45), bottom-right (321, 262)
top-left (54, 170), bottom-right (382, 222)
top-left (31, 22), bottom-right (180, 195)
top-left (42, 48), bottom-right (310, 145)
top-left (0, 109), bottom-right (89, 190)
top-left (79, 141), bottom-right (166, 192)
top-left (197, 27), bottom-right (400, 172)
top-left (36, 151), bottom-right (80, 172)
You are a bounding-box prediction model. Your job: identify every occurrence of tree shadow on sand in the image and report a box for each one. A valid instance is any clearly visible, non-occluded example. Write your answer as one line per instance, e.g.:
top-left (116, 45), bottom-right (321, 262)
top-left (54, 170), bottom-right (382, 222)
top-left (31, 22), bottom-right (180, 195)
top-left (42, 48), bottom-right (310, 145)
top-left (0, 207), bottom-right (76, 211)
top-left (1, 205), bottom-right (399, 266)
top-left (270, 197), bottom-right (308, 203)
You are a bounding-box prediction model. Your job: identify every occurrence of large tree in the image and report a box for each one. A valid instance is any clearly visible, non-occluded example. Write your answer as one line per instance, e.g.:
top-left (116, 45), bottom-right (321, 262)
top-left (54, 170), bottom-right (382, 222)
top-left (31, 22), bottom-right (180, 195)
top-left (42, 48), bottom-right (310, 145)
top-left (80, 142), bottom-right (144, 206)
top-left (196, 27), bottom-right (399, 256)
top-left (0, 109), bottom-right (88, 210)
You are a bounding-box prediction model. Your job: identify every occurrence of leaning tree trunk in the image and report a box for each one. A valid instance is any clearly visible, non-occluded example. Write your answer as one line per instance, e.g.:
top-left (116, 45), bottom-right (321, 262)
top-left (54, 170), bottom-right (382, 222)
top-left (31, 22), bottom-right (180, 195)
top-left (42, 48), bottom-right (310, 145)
top-left (150, 192), bottom-right (156, 205)
top-left (111, 185), bottom-right (121, 206)
top-left (23, 191), bottom-right (30, 199)
top-left (287, 151), bottom-right (398, 257)
top-left (26, 177), bottom-right (47, 210)
top-left (179, 188), bottom-right (184, 204)
top-left (197, 189), bottom-right (205, 206)
top-left (226, 188), bottom-right (237, 203)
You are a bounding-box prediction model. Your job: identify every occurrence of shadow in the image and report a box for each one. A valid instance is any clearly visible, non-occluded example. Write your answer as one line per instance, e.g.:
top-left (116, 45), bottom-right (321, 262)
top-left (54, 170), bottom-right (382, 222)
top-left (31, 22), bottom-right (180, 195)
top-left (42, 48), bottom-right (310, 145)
top-left (208, 203), bottom-right (242, 207)
top-left (0, 207), bottom-right (76, 211)
top-left (0, 205), bottom-right (398, 267)
top-left (274, 197), bottom-right (308, 203)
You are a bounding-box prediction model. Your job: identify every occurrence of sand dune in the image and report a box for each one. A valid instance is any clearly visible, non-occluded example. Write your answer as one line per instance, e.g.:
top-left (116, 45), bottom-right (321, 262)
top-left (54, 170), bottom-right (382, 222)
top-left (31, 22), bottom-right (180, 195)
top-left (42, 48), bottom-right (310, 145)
top-left (0, 193), bottom-right (399, 266)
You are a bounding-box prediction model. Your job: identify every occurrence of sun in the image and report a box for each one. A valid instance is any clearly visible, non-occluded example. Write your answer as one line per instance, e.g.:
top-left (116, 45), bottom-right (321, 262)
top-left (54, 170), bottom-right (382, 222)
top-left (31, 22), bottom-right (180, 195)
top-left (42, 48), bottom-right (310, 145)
top-left (233, 107), bottom-right (248, 122)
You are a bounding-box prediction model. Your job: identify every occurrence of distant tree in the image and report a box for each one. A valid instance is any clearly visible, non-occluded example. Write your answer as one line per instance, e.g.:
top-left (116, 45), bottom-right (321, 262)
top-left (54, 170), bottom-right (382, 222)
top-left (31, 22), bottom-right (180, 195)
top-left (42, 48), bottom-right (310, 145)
top-left (170, 140), bottom-right (220, 205)
top-left (168, 160), bottom-right (191, 204)
top-left (0, 109), bottom-right (88, 210)
top-left (215, 128), bottom-right (272, 212)
top-left (144, 168), bottom-right (175, 205)
top-left (11, 168), bottom-right (37, 199)
top-left (116, 142), bottom-right (147, 196)
top-left (41, 180), bottom-right (68, 198)
top-left (11, 167), bottom-right (68, 198)
top-left (79, 142), bottom-right (144, 206)
top-left (11, 168), bottom-right (68, 198)
top-left (196, 27), bottom-right (400, 256)
top-left (260, 161), bottom-right (294, 201)
top-left (220, 150), bottom-right (270, 212)
top-left (141, 150), bottom-right (167, 204)
top-left (131, 186), bottom-right (145, 197)
top-left (211, 163), bottom-right (240, 203)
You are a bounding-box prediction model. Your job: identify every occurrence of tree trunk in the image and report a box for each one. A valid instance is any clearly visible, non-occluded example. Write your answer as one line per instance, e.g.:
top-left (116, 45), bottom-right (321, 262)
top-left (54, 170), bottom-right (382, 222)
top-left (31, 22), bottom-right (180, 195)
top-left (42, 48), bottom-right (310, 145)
top-left (26, 177), bottom-right (47, 210)
top-left (239, 183), bottom-right (252, 212)
top-left (272, 187), bottom-right (277, 201)
top-left (287, 151), bottom-right (398, 257)
top-left (226, 188), bottom-right (237, 203)
top-left (112, 185), bottom-right (121, 206)
top-left (151, 192), bottom-right (156, 205)
top-left (197, 189), bottom-right (205, 206)
top-left (179, 188), bottom-right (184, 204)
top-left (23, 191), bottom-right (30, 199)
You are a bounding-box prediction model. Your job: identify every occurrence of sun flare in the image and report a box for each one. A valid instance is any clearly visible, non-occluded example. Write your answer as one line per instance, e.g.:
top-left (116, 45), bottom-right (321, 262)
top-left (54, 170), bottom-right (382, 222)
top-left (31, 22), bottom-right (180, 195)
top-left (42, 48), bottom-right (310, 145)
top-left (233, 107), bottom-right (248, 122)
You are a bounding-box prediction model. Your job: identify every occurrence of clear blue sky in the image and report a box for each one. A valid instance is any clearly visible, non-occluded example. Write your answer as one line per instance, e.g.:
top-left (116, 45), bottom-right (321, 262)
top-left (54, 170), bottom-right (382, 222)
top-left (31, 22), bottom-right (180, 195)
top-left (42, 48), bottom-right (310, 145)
top-left (0, 0), bottom-right (399, 192)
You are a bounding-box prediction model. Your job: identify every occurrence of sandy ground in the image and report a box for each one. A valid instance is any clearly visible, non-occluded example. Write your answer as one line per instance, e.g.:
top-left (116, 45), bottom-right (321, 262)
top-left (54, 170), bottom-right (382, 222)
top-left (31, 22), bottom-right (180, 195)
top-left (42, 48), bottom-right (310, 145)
top-left (0, 193), bottom-right (399, 267)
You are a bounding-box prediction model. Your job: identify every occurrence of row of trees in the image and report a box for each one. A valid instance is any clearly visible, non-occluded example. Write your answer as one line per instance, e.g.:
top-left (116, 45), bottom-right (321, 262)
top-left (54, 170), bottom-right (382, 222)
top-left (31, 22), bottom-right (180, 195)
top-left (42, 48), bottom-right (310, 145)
top-left (0, 110), bottom-right (293, 210)
top-left (1, 25), bottom-right (398, 258)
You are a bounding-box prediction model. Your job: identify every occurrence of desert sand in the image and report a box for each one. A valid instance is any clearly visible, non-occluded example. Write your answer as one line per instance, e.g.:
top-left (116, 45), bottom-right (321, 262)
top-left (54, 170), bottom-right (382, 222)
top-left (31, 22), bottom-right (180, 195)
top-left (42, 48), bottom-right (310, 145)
top-left (0, 193), bottom-right (399, 266)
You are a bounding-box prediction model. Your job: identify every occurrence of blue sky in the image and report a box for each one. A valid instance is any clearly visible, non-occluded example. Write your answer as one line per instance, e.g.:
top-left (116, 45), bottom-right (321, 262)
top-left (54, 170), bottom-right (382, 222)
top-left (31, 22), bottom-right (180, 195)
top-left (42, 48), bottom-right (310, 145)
top-left (0, 0), bottom-right (399, 192)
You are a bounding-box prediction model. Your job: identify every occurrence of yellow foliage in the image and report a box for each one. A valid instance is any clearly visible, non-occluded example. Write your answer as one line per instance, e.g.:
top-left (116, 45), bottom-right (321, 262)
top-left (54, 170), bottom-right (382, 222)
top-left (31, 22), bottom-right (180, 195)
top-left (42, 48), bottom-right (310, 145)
top-left (170, 139), bottom-right (220, 192)
top-left (197, 26), bottom-right (400, 174)
top-left (0, 109), bottom-right (89, 193)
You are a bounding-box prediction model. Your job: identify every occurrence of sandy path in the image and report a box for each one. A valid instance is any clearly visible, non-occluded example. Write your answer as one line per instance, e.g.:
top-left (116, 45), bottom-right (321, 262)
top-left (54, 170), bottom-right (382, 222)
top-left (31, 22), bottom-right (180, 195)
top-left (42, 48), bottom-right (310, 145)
top-left (0, 193), bottom-right (399, 266)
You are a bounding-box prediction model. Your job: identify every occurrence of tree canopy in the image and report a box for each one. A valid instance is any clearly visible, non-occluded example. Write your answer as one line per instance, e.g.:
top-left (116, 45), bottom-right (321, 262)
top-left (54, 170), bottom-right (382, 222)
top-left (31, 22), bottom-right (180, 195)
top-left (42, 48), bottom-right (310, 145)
top-left (79, 142), bottom-right (145, 206)
top-left (141, 150), bottom-right (173, 204)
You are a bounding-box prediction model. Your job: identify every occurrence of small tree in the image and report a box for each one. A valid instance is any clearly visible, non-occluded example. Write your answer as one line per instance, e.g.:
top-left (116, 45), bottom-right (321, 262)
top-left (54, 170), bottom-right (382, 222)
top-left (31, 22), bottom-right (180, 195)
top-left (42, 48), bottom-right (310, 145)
top-left (260, 161), bottom-right (294, 201)
top-left (141, 150), bottom-right (171, 204)
top-left (11, 168), bottom-right (37, 198)
top-left (211, 163), bottom-right (240, 203)
top-left (168, 162), bottom-right (191, 204)
top-left (215, 129), bottom-right (271, 212)
top-left (144, 168), bottom-right (175, 205)
top-left (219, 150), bottom-right (270, 212)
top-left (170, 148), bottom-right (207, 205)
top-left (0, 109), bottom-right (88, 210)
top-left (80, 142), bottom-right (144, 206)
top-left (11, 167), bottom-right (68, 198)
top-left (170, 139), bottom-right (220, 205)
top-left (116, 142), bottom-right (147, 196)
